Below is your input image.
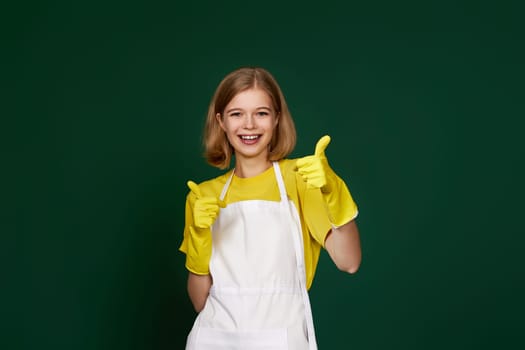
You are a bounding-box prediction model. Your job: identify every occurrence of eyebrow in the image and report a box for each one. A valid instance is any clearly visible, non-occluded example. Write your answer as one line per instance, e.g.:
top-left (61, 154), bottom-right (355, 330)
top-left (225, 106), bottom-right (271, 113)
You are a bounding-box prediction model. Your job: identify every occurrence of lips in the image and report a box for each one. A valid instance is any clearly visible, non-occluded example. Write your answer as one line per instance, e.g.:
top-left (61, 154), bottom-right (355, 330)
top-left (239, 134), bottom-right (261, 144)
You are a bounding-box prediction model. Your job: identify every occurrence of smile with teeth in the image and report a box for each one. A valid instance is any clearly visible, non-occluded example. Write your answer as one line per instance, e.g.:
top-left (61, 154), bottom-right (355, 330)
top-left (240, 135), bottom-right (260, 140)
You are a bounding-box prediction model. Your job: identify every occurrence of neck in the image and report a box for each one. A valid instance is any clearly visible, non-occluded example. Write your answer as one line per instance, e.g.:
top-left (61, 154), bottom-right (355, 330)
top-left (234, 157), bottom-right (273, 178)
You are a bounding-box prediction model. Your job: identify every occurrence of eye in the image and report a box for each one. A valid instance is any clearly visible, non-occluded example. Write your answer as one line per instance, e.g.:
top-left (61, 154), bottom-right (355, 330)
top-left (229, 112), bottom-right (241, 117)
top-left (256, 111), bottom-right (269, 117)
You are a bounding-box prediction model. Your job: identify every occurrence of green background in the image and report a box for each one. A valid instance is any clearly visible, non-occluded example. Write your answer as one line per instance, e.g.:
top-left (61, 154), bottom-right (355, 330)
top-left (5, 1), bottom-right (524, 349)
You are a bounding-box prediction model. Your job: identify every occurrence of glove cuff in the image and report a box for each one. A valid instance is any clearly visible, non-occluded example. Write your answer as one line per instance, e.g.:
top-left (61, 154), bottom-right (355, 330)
top-left (320, 157), bottom-right (338, 194)
top-left (185, 225), bottom-right (212, 274)
top-left (321, 172), bottom-right (358, 227)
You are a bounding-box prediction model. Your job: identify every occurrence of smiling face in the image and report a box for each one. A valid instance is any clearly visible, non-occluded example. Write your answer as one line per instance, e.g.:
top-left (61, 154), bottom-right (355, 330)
top-left (217, 88), bottom-right (278, 167)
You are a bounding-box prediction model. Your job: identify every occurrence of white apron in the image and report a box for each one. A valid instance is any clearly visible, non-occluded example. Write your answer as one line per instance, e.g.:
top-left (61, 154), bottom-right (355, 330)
top-left (185, 162), bottom-right (317, 350)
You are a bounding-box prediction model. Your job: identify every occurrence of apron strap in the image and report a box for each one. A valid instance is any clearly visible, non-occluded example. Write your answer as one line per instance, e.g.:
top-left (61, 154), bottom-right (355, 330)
top-left (272, 162), bottom-right (289, 204)
top-left (219, 170), bottom-right (235, 201)
top-left (273, 162), bottom-right (318, 349)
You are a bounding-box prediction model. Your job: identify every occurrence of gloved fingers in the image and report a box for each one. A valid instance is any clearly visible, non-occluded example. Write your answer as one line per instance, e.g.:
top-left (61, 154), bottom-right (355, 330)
top-left (195, 201), bottom-right (222, 216)
top-left (187, 180), bottom-right (202, 198)
top-left (301, 174), bottom-right (326, 189)
top-left (194, 203), bottom-right (220, 214)
top-left (314, 135), bottom-right (331, 156)
top-left (297, 168), bottom-right (325, 185)
top-left (296, 159), bottom-right (324, 176)
top-left (296, 164), bottom-right (321, 176)
top-left (193, 208), bottom-right (218, 228)
top-left (297, 159), bottom-right (327, 187)
top-left (197, 197), bottom-right (221, 206)
top-left (193, 198), bottom-right (225, 229)
top-left (196, 198), bottom-right (226, 212)
top-left (295, 155), bottom-right (316, 171)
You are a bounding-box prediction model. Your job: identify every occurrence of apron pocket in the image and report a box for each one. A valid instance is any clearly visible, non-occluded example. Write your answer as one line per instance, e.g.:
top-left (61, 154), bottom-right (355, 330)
top-left (195, 327), bottom-right (288, 349)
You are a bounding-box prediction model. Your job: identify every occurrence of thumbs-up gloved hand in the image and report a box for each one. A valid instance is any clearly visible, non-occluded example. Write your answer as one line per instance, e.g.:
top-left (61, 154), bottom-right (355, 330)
top-left (296, 135), bottom-right (354, 228)
top-left (295, 135), bottom-right (337, 193)
top-left (185, 181), bottom-right (226, 274)
top-left (188, 181), bottom-right (226, 230)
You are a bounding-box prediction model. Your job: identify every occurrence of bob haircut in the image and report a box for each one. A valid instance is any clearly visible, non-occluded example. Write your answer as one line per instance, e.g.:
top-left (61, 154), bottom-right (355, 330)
top-left (204, 67), bottom-right (296, 169)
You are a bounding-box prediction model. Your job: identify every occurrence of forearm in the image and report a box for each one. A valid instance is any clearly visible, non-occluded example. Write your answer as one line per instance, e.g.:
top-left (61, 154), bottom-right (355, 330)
top-left (295, 135), bottom-right (362, 273)
top-left (187, 272), bottom-right (212, 312)
top-left (325, 220), bottom-right (362, 274)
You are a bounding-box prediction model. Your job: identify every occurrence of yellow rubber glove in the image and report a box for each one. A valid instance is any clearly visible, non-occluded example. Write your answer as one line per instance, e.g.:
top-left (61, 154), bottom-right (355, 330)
top-left (187, 181), bottom-right (226, 229)
top-left (296, 135), bottom-right (356, 230)
top-left (185, 181), bottom-right (226, 274)
top-left (295, 135), bottom-right (336, 193)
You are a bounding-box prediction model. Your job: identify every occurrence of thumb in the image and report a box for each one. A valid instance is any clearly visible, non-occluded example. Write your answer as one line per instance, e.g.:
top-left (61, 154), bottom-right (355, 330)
top-left (314, 135), bottom-right (331, 156)
top-left (187, 180), bottom-right (202, 198)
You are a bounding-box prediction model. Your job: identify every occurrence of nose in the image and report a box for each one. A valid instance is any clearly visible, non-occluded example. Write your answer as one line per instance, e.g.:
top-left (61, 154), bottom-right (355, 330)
top-left (243, 114), bottom-right (255, 129)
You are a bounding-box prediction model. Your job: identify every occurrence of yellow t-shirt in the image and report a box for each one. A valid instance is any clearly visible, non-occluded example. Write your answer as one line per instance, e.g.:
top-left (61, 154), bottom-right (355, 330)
top-left (179, 159), bottom-right (358, 289)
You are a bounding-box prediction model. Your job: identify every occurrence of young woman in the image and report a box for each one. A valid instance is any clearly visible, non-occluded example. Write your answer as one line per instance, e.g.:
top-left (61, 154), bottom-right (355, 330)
top-left (179, 67), bottom-right (361, 349)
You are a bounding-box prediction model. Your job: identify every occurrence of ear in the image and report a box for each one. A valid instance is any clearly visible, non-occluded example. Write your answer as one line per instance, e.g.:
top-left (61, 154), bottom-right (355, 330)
top-left (274, 112), bottom-right (280, 128)
top-left (216, 113), bottom-right (225, 131)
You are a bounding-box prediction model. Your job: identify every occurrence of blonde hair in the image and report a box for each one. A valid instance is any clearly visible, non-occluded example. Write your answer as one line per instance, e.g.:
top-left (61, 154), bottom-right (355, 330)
top-left (204, 67), bottom-right (296, 169)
